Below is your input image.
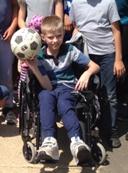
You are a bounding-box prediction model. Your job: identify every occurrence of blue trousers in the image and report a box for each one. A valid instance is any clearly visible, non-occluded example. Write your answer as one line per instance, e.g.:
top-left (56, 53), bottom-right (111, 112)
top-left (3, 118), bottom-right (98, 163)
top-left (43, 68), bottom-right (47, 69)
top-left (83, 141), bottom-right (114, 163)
top-left (89, 53), bottom-right (117, 130)
top-left (0, 38), bottom-right (14, 107)
top-left (38, 84), bottom-right (81, 139)
top-left (0, 85), bottom-right (9, 99)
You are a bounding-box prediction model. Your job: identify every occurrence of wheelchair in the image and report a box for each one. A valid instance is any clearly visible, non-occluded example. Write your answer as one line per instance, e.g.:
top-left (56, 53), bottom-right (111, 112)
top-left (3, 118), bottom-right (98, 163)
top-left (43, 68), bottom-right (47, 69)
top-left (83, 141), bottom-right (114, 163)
top-left (72, 89), bottom-right (106, 165)
top-left (19, 69), bottom-right (41, 163)
top-left (19, 68), bottom-right (106, 165)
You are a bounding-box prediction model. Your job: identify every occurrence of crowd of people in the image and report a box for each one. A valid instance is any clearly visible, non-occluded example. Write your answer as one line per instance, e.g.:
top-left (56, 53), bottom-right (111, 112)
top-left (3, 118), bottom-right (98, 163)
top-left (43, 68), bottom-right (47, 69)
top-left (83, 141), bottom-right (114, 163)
top-left (0, 0), bottom-right (128, 166)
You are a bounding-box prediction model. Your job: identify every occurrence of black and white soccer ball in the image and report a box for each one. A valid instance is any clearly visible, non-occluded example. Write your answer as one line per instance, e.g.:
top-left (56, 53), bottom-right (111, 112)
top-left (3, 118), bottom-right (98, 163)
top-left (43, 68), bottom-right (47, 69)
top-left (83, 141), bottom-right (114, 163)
top-left (11, 28), bottom-right (42, 60)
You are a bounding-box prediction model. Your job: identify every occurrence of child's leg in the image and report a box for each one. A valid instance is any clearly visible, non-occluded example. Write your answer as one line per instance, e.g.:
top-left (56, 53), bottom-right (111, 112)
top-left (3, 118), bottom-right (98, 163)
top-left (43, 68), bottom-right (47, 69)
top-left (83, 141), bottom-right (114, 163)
top-left (38, 90), bottom-right (59, 161)
top-left (38, 90), bottom-right (57, 139)
top-left (99, 53), bottom-right (120, 148)
top-left (0, 85), bottom-right (9, 107)
top-left (0, 85), bottom-right (9, 99)
top-left (57, 86), bottom-right (81, 138)
top-left (57, 85), bottom-right (91, 165)
top-left (0, 39), bottom-right (14, 106)
top-left (0, 39), bottom-right (17, 124)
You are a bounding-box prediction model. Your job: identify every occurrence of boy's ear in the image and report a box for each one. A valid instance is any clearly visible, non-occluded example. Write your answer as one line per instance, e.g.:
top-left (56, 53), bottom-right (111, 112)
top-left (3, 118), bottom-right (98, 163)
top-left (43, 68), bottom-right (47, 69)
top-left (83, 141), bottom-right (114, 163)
top-left (41, 33), bottom-right (45, 41)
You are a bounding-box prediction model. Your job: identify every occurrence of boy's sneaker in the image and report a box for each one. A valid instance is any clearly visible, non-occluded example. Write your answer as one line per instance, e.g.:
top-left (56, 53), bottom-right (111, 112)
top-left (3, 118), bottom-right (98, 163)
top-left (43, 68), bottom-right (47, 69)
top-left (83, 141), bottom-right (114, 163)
top-left (70, 136), bottom-right (91, 165)
top-left (38, 137), bottom-right (59, 162)
top-left (5, 111), bottom-right (17, 125)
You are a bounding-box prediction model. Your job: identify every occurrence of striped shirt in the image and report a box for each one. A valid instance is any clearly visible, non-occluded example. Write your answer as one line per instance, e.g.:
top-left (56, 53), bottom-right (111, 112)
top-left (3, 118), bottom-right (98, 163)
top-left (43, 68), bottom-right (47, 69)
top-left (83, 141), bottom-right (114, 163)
top-left (37, 43), bottom-right (90, 86)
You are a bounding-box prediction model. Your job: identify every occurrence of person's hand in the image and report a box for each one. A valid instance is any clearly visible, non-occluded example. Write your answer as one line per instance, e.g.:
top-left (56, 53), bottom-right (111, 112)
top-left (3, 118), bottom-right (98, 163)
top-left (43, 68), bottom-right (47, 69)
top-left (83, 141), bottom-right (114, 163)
top-left (25, 58), bottom-right (37, 71)
top-left (3, 26), bottom-right (15, 40)
top-left (114, 60), bottom-right (126, 79)
top-left (25, 58), bottom-right (36, 67)
top-left (75, 71), bottom-right (90, 91)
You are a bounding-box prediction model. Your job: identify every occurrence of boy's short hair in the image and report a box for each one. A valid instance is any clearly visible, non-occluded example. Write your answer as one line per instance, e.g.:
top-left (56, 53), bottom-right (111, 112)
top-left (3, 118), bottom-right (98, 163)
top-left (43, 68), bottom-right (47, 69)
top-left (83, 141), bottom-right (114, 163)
top-left (41, 15), bottom-right (64, 35)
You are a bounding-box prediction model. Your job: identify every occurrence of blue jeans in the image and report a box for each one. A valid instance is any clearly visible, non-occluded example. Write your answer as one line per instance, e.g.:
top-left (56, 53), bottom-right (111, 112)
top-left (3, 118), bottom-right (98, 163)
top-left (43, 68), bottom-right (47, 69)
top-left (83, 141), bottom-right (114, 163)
top-left (0, 38), bottom-right (14, 107)
top-left (89, 53), bottom-right (117, 130)
top-left (38, 84), bottom-right (81, 139)
top-left (0, 85), bottom-right (9, 99)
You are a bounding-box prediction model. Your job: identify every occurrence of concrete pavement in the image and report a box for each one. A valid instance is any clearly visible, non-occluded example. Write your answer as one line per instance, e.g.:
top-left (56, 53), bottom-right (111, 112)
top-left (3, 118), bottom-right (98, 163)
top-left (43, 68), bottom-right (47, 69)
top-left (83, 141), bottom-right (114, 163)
top-left (0, 118), bottom-right (128, 173)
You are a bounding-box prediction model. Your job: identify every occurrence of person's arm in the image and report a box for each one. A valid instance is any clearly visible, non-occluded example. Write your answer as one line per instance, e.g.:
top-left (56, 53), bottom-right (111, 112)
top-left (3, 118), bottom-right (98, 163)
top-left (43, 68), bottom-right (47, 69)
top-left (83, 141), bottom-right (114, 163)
top-left (25, 59), bottom-right (52, 91)
top-left (112, 21), bottom-right (126, 78)
top-left (64, 13), bottom-right (73, 32)
top-left (3, 0), bottom-right (18, 40)
top-left (18, 0), bottom-right (27, 28)
top-left (55, 0), bottom-right (63, 20)
top-left (75, 60), bottom-right (100, 91)
top-left (64, 0), bottom-right (73, 32)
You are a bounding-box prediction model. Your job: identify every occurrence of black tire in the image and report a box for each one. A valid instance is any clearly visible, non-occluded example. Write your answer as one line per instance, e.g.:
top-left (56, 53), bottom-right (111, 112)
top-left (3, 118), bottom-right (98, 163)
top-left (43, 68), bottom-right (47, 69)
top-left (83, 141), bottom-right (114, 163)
top-left (79, 120), bottom-right (86, 142)
top-left (91, 142), bottom-right (106, 165)
top-left (23, 141), bottom-right (36, 163)
top-left (19, 81), bottom-right (32, 141)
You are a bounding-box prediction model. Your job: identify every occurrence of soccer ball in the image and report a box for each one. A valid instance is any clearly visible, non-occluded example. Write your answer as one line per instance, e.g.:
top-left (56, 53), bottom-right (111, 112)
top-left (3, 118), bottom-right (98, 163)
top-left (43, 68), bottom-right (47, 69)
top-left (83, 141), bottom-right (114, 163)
top-left (10, 28), bottom-right (42, 60)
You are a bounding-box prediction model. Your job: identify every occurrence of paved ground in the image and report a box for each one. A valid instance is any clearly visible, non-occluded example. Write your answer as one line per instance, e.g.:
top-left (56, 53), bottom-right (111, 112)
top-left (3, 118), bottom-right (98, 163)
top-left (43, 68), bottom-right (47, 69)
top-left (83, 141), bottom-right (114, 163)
top-left (0, 116), bottom-right (128, 173)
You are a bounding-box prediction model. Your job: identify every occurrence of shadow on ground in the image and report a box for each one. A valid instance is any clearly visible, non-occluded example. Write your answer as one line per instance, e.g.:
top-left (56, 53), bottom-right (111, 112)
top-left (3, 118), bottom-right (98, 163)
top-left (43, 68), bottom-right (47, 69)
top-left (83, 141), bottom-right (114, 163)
top-left (0, 115), bottom-right (19, 137)
top-left (38, 126), bottom-right (99, 173)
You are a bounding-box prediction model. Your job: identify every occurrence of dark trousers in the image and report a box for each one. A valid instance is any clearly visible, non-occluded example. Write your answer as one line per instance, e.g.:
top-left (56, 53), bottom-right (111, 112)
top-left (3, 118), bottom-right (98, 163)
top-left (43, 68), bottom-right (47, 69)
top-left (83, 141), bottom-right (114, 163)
top-left (121, 25), bottom-right (128, 64)
top-left (89, 53), bottom-right (118, 133)
top-left (38, 84), bottom-right (81, 139)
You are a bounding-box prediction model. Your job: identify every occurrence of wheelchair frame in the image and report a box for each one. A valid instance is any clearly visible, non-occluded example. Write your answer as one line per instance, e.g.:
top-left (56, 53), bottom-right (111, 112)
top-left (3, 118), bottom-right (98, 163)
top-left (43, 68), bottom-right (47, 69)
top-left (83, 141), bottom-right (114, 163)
top-left (73, 90), bottom-right (106, 164)
top-left (19, 70), bottom-right (106, 165)
top-left (19, 70), bottom-right (40, 163)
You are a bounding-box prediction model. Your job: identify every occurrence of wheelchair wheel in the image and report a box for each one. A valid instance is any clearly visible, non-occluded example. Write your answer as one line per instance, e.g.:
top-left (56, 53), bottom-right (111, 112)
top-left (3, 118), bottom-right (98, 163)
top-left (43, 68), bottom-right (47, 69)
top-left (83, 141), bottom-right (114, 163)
top-left (91, 142), bottom-right (106, 165)
top-left (19, 81), bottom-right (33, 141)
top-left (23, 141), bottom-right (36, 163)
top-left (20, 97), bottom-right (31, 140)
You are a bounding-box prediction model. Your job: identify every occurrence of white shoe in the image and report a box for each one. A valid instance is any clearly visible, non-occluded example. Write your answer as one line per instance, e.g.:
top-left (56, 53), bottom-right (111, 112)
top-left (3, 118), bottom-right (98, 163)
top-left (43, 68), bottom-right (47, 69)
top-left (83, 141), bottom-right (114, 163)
top-left (38, 137), bottom-right (59, 162)
top-left (70, 136), bottom-right (91, 165)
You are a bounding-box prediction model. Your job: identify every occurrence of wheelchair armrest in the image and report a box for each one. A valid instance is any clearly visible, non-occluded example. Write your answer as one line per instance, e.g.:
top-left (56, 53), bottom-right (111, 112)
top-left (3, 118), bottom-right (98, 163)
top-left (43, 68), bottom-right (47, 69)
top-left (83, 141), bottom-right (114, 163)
top-left (88, 75), bottom-right (100, 92)
top-left (71, 90), bottom-right (94, 102)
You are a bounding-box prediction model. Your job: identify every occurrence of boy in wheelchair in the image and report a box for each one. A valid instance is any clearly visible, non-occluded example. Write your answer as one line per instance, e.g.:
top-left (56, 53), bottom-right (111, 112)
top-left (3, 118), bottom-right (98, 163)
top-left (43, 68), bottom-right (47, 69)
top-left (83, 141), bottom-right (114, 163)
top-left (26, 15), bottom-right (100, 165)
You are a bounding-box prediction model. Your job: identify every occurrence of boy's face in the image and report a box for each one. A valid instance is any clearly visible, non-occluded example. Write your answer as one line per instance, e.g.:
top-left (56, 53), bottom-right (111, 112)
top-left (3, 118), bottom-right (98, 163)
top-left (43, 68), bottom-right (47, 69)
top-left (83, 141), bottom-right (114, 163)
top-left (42, 29), bottom-right (64, 52)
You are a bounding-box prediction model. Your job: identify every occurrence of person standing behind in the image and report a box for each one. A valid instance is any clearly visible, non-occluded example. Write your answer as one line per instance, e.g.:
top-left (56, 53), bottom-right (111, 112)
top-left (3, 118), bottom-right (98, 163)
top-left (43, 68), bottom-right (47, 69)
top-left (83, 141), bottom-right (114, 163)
top-left (18, 0), bottom-right (63, 28)
top-left (70, 0), bottom-right (126, 148)
top-left (115, 0), bottom-right (128, 77)
top-left (0, 0), bottom-right (18, 124)
top-left (115, 0), bottom-right (128, 140)
top-left (63, 0), bottom-right (73, 41)
top-left (115, 0), bottom-right (128, 109)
